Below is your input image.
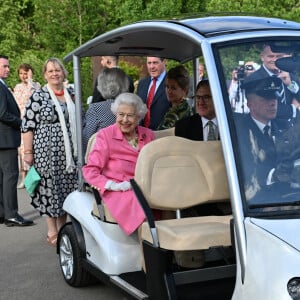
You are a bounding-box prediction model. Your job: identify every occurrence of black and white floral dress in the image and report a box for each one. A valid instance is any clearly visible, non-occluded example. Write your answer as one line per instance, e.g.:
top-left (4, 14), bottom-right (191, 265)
top-left (22, 86), bottom-right (78, 217)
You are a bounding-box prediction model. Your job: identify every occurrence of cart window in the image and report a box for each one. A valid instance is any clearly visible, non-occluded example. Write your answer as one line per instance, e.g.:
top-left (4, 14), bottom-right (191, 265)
top-left (218, 39), bottom-right (300, 215)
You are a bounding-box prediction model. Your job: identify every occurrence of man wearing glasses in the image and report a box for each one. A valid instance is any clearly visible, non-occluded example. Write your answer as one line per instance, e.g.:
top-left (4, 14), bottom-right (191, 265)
top-left (175, 80), bottom-right (229, 217)
top-left (175, 79), bottom-right (218, 141)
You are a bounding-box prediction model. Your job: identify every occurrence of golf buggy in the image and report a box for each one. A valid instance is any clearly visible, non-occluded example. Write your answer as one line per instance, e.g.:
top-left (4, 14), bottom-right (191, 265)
top-left (57, 15), bottom-right (300, 300)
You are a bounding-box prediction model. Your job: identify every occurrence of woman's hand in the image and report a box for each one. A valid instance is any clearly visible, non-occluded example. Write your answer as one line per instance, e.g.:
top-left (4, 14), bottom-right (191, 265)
top-left (105, 180), bottom-right (131, 191)
top-left (24, 153), bottom-right (34, 167)
top-left (26, 69), bottom-right (33, 85)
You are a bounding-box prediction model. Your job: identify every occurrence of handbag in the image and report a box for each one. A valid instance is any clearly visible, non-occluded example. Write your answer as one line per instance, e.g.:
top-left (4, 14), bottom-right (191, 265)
top-left (24, 166), bottom-right (41, 194)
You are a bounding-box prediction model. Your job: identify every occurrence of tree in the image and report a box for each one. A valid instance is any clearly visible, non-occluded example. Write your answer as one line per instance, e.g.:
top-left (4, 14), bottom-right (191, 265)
top-left (2, 0), bottom-right (300, 98)
top-left (206, 0), bottom-right (300, 23)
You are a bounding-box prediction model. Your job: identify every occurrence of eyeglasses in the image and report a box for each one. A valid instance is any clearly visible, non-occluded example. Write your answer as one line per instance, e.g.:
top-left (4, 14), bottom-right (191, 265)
top-left (193, 95), bottom-right (212, 103)
top-left (116, 112), bottom-right (136, 120)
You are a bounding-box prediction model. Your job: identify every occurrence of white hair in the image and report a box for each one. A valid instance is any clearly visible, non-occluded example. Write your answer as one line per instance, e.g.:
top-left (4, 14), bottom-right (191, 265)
top-left (111, 92), bottom-right (147, 120)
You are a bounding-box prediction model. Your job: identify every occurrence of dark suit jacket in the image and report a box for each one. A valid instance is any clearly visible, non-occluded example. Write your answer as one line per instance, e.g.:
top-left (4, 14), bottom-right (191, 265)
top-left (247, 67), bottom-right (300, 120)
top-left (175, 114), bottom-right (204, 141)
top-left (235, 113), bottom-right (278, 187)
top-left (233, 113), bottom-right (293, 205)
top-left (0, 82), bottom-right (21, 149)
top-left (137, 75), bottom-right (170, 130)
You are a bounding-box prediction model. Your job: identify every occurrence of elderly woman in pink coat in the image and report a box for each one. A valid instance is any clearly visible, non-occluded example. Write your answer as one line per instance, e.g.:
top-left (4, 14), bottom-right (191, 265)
top-left (83, 92), bottom-right (155, 235)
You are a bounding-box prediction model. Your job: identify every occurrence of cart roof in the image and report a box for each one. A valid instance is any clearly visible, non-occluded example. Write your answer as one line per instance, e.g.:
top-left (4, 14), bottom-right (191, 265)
top-left (64, 16), bottom-right (300, 63)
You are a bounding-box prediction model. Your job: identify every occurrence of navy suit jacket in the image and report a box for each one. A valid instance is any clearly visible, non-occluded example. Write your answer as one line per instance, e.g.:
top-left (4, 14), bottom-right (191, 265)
top-left (137, 75), bottom-right (170, 130)
top-left (247, 67), bottom-right (300, 120)
top-left (175, 114), bottom-right (204, 141)
top-left (0, 81), bottom-right (21, 149)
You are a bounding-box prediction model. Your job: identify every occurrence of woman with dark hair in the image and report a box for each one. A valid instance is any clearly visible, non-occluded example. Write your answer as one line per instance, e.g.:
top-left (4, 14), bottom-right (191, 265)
top-left (13, 63), bottom-right (41, 188)
top-left (157, 65), bottom-right (192, 130)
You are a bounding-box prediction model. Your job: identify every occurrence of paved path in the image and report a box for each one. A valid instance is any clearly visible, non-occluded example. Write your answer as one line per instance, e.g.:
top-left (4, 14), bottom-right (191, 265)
top-left (0, 188), bottom-right (129, 300)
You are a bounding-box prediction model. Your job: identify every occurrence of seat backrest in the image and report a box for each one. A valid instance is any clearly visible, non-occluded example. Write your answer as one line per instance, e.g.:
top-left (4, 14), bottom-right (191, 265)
top-left (85, 127), bottom-right (175, 163)
top-left (85, 132), bottom-right (97, 163)
top-left (134, 136), bottom-right (229, 210)
top-left (154, 127), bottom-right (174, 139)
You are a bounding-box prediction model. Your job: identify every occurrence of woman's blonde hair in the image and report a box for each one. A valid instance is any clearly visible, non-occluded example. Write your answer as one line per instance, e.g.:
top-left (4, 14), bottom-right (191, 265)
top-left (43, 57), bottom-right (68, 80)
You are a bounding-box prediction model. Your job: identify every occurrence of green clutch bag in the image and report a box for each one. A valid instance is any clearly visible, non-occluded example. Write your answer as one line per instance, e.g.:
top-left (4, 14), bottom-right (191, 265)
top-left (24, 166), bottom-right (41, 194)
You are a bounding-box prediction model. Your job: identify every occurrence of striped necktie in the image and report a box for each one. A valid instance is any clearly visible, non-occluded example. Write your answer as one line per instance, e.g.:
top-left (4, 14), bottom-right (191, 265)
top-left (207, 120), bottom-right (216, 141)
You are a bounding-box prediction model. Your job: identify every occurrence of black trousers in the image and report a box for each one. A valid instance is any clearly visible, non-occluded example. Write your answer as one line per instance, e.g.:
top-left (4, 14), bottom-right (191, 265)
top-left (0, 149), bottom-right (18, 218)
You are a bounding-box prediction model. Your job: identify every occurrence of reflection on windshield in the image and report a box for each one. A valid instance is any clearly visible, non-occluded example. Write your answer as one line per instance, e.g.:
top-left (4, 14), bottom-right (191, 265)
top-left (219, 40), bottom-right (300, 213)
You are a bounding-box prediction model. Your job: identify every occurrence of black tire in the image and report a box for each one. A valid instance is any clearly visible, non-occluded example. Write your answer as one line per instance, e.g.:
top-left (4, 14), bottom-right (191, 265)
top-left (58, 223), bottom-right (97, 287)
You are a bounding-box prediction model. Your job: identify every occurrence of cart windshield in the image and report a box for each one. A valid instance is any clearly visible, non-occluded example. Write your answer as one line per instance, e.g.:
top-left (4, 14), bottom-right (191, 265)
top-left (217, 38), bottom-right (300, 216)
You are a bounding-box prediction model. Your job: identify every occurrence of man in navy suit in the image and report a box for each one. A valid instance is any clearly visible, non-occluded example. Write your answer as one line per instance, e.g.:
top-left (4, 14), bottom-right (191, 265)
top-left (136, 57), bottom-right (170, 129)
top-left (175, 79), bottom-right (218, 141)
top-left (244, 43), bottom-right (300, 120)
top-left (0, 55), bottom-right (33, 226)
top-left (235, 76), bottom-right (296, 203)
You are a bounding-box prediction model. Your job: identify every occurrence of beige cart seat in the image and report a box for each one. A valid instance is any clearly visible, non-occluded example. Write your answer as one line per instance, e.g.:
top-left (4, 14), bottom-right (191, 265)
top-left (85, 127), bottom-right (175, 163)
top-left (133, 136), bottom-right (232, 251)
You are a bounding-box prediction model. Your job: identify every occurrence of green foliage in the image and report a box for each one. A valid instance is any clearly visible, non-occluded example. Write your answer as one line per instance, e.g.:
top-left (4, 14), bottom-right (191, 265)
top-left (0, 1), bottom-right (23, 55)
top-left (1, 0), bottom-right (300, 100)
top-left (205, 0), bottom-right (300, 23)
top-left (119, 60), bottom-right (143, 82)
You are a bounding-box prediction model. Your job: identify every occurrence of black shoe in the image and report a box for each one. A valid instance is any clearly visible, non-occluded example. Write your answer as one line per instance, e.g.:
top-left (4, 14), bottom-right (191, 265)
top-left (4, 214), bottom-right (34, 227)
top-left (0, 217), bottom-right (4, 224)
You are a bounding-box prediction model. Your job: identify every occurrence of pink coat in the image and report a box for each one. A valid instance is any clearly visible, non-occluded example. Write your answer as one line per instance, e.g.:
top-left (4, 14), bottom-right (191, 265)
top-left (83, 123), bottom-right (155, 235)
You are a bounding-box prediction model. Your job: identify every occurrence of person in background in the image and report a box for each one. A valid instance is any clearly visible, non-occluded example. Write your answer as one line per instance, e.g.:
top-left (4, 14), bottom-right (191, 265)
top-left (83, 92), bottom-right (155, 235)
top-left (198, 63), bottom-right (206, 82)
top-left (136, 56), bottom-right (170, 129)
top-left (157, 65), bottom-right (191, 130)
top-left (228, 61), bottom-right (260, 113)
top-left (22, 58), bottom-right (79, 246)
top-left (175, 79), bottom-right (227, 216)
top-left (245, 43), bottom-right (300, 120)
top-left (82, 67), bottom-right (130, 153)
top-left (0, 55), bottom-right (34, 227)
top-left (13, 63), bottom-right (41, 188)
top-left (175, 79), bottom-right (218, 141)
top-left (92, 55), bottom-right (134, 103)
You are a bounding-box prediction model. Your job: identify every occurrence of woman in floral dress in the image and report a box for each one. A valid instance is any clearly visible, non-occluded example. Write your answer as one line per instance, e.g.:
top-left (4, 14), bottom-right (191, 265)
top-left (22, 58), bottom-right (79, 246)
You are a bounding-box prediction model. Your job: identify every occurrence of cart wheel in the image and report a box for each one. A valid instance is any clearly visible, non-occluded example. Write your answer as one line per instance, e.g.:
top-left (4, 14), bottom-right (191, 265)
top-left (59, 223), bottom-right (97, 286)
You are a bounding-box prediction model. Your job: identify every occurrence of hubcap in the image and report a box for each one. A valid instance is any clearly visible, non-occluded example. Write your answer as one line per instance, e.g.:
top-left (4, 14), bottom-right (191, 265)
top-left (59, 234), bottom-right (74, 280)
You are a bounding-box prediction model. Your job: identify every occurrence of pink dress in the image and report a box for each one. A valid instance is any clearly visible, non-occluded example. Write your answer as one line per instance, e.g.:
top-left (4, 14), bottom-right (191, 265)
top-left (13, 80), bottom-right (41, 169)
top-left (13, 80), bottom-right (41, 118)
top-left (83, 123), bottom-right (155, 235)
